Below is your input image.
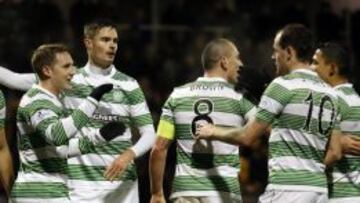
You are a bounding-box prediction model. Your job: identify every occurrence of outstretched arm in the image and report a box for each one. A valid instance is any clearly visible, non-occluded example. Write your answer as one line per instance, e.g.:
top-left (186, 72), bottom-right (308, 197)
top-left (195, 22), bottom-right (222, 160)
top-left (0, 66), bottom-right (36, 91)
top-left (340, 134), bottom-right (360, 155)
top-left (196, 118), bottom-right (270, 148)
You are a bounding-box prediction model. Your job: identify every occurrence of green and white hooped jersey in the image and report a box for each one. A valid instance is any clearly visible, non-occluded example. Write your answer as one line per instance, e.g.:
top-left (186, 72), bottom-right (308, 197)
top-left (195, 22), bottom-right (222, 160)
top-left (158, 77), bottom-right (256, 200)
top-left (0, 90), bottom-right (5, 129)
top-left (11, 84), bottom-right (97, 202)
top-left (330, 83), bottom-right (360, 200)
top-left (64, 64), bottom-right (154, 191)
top-left (256, 69), bottom-right (339, 193)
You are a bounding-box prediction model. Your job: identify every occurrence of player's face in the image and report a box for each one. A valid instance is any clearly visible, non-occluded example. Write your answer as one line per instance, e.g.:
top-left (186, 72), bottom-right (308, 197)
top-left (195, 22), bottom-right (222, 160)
top-left (312, 49), bottom-right (332, 83)
top-left (87, 27), bottom-right (118, 68)
top-left (226, 43), bottom-right (243, 84)
top-left (48, 52), bottom-right (75, 92)
top-left (272, 32), bottom-right (289, 76)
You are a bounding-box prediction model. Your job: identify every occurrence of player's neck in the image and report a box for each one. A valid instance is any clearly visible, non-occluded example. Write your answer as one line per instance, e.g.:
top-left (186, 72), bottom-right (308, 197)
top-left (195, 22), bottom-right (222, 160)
top-left (204, 69), bottom-right (227, 80)
top-left (39, 80), bottom-right (60, 96)
top-left (328, 76), bottom-right (348, 87)
top-left (289, 61), bottom-right (311, 72)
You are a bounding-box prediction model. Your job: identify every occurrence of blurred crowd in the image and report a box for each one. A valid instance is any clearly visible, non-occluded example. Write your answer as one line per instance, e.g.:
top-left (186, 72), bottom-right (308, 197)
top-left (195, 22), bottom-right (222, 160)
top-left (0, 0), bottom-right (360, 202)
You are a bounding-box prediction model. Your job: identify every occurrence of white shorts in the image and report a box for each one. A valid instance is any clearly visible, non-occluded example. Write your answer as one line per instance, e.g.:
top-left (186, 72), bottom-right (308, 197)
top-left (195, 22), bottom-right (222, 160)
top-left (172, 196), bottom-right (241, 203)
top-left (258, 189), bottom-right (327, 203)
top-left (69, 181), bottom-right (139, 203)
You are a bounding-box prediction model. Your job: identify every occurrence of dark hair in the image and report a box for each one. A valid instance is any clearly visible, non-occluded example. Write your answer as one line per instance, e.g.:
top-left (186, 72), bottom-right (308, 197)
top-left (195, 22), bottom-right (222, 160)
top-left (31, 43), bottom-right (70, 80)
top-left (201, 38), bottom-right (234, 70)
top-left (278, 24), bottom-right (315, 63)
top-left (318, 42), bottom-right (350, 77)
top-left (84, 18), bottom-right (117, 39)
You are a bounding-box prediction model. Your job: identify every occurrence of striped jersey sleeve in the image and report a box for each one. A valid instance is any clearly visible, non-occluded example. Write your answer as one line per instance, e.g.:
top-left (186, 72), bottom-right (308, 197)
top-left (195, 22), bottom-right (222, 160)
top-left (20, 89), bottom-right (98, 146)
top-left (0, 91), bottom-right (5, 129)
top-left (256, 77), bottom-right (292, 124)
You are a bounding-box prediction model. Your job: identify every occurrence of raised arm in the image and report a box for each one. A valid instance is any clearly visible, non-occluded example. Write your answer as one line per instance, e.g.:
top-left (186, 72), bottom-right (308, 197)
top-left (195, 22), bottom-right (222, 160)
top-left (0, 66), bottom-right (36, 91)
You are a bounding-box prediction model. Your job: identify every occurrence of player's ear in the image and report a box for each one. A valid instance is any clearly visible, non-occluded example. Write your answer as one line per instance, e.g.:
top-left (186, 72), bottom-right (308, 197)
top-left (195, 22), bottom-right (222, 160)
top-left (329, 63), bottom-right (337, 77)
top-left (286, 46), bottom-right (295, 61)
top-left (220, 56), bottom-right (228, 71)
top-left (42, 65), bottom-right (52, 78)
top-left (84, 37), bottom-right (92, 49)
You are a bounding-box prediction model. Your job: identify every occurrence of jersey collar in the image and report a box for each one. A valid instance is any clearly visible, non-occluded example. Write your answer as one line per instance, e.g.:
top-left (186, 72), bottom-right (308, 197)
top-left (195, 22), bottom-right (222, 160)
top-left (196, 77), bottom-right (228, 82)
top-left (84, 62), bottom-right (116, 78)
top-left (291, 68), bottom-right (318, 76)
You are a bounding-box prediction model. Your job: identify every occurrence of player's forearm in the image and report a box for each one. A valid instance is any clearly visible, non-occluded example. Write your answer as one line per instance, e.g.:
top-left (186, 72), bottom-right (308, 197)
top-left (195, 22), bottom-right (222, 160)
top-left (211, 126), bottom-right (246, 146)
top-left (324, 131), bottom-right (342, 166)
top-left (149, 142), bottom-right (168, 195)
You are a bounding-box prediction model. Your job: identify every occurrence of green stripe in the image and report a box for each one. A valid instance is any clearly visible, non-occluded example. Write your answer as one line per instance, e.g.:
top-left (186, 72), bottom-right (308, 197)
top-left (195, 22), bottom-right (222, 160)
top-left (93, 141), bottom-right (133, 155)
top-left (11, 182), bottom-right (68, 198)
top-left (269, 141), bottom-right (324, 162)
top-left (171, 97), bottom-right (246, 115)
top-left (177, 150), bottom-right (239, 169)
top-left (172, 176), bottom-right (240, 195)
top-left (331, 182), bottom-right (360, 198)
top-left (68, 164), bottom-right (137, 181)
top-left (21, 158), bottom-right (67, 174)
top-left (270, 170), bottom-right (327, 188)
top-left (71, 108), bottom-right (90, 130)
top-left (132, 114), bottom-right (153, 127)
top-left (36, 117), bottom-right (69, 146)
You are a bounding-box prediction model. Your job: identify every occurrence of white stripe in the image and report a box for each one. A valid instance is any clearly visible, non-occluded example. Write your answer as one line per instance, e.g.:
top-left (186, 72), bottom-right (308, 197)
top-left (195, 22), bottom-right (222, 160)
top-left (161, 108), bottom-right (173, 118)
top-left (283, 103), bottom-right (334, 122)
top-left (175, 111), bottom-right (244, 126)
top-left (16, 171), bottom-right (67, 183)
top-left (68, 154), bottom-right (120, 166)
top-left (68, 179), bottom-right (136, 190)
top-left (269, 156), bottom-right (325, 173)
top-left (329, 197), bottom-right (360, 202)
top-left (337, 91), bottom-right (360, 106)
top-left (0, 107), bottom-right (5, 118)
top-left (170, 191), bottom-right (241, 200)
top-left (20, 145), bottom-right (68, 161)
top-left (266, 184), bottom-right (327, 193)
top-left (244, 107), bottom-right (257, 121)
top-left (175, 163), bottom-right (238, 177)
top-left (172, 86), bottom-right (243, 100)
top-left (258, 95), bottom-right (283, 114)
top-left (332, 171), bottom-right (360, 184)
top-left (341, 121), bottom-right (360, 132)
top-left (276, 77), bottom-right (337, 98)
top-left (130, 102), bottom-right (150, 117)
top-left (270, 128), bottom-right (327, 150)
top-left (177, 140), bottom-right (239, 155)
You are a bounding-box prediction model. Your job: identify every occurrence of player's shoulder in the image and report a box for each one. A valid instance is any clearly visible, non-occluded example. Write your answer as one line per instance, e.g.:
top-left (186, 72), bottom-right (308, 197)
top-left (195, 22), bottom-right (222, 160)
top-left (111, 69), bottom-right (137, 82)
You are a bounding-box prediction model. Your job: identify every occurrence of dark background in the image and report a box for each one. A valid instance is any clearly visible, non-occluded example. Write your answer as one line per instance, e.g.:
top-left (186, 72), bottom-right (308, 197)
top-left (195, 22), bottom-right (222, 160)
top-left (1, 0), bottom-right (359, 202)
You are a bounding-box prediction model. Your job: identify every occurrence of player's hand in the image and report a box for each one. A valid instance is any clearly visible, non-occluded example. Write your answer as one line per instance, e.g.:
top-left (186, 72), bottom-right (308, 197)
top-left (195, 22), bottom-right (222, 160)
top-left (150, 194), bottom-right (166, 203)
top-left (341, 135), bottom-right (360, 155)
top-left (89, 83), bottom-right (113, 101)
top-left (104, 149), bottom-right (135, 181)
top-left (195, 123), bottom-right (216, 140)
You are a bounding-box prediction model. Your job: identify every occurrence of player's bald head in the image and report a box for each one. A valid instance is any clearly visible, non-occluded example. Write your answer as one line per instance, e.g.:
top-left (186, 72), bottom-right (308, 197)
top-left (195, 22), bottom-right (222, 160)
top-left (201, 38), bottom-right (237, 70)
